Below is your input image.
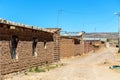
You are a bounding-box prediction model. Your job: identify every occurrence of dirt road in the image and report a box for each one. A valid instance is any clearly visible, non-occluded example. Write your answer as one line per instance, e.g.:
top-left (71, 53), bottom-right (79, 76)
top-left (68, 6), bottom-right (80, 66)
top-left (11, 47), bottom-right (120, 80)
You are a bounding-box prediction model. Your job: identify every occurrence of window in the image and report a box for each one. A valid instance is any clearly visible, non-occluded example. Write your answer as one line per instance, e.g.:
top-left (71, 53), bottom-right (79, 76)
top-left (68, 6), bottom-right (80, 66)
top-left (101, 41), bottom-right (105, 44)
top-left (90, 42), bottom-right (92, 45)
top-left (44, 40), bottom-right (47, 49)
top-left (74, 39), bottom-right (80, 44)
top-left (32, 38), bottom-right (38, 56)
top-left (11, 35), bottom-right (19, 59)
top-left (7, 25), bottom-right (10, 29)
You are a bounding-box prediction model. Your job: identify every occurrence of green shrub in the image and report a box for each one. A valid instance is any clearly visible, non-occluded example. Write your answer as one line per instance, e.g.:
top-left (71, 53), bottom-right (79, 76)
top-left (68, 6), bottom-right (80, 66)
top-left (29, 67), bottom-right (33, 72)
top-left (34, 66), bottom-right (46, 72)
top-left (24, 71), bottom-right (28, 75)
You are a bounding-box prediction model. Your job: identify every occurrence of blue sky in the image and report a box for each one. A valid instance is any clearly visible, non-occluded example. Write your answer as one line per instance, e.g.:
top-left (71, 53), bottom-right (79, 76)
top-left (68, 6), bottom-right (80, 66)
top-left (0, 0), bottom-right (120, 32)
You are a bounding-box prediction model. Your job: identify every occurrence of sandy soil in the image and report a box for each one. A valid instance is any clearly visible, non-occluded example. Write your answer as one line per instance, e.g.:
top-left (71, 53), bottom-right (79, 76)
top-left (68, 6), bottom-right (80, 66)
top-left (7, 47), bottom-right (120, 80)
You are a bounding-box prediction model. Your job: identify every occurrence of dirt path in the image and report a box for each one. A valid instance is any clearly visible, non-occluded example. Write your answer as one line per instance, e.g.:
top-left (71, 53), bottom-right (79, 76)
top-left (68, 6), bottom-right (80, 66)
top-left (11, 47), bottom-right (120, 80)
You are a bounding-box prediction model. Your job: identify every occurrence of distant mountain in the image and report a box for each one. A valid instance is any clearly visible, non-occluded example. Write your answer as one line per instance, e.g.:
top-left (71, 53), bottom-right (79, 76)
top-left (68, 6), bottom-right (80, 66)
top-left (84, 32), bottom-right (118, 40)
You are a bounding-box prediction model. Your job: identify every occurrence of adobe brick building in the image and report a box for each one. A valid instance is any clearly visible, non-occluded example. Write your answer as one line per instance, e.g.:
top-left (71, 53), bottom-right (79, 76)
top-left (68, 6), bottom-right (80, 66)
top-left (83, 38), bottom-right (106, 53)
top-left (84, 41), bottom-right (94, 53)
top-left (60, 34), bottom-right (84, 58)
top-left (0, 18), bottom-right (60, 77)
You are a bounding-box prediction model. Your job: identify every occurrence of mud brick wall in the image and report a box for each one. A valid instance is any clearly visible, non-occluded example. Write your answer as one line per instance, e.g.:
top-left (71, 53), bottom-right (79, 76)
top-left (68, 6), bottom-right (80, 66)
top-left (74, 44), bottom-right (83, 56)
top-left (74, 37), bottom-right (84, 56)
top-left (0, 42), bottom-right (2, 80)
top-left (0, 23), bottom-right (60, 75)
top-left (60, 37), bottom-right (84, 58)
top-left (84, 41), bottom-right (93, 53)
top-left (74, 45), bottom-right (81, 56)
top-left (84, 40), bottom-right (103, 53)
top-left (60, 38), bottom-right (74, 58)
top-left (53, 31), bottom-right (60, 62)
top-left (0, 41), bottom-right (55, 75)
top-left (84, 41), bottom-right (97, 53)
top-left (94, 41), bottom-right (101, 51)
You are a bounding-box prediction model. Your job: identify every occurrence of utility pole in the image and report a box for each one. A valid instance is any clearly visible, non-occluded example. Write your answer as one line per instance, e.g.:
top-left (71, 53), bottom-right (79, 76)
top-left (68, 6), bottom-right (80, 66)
top-left (82, 24), bottom-right (85, 54)
top-left (57, 10), bottom-right (63, 28)
top-left (115, 12), bottom-right (120, 53)
top-left (94, 27), bottom-right (96, 53)
top-left (82, 31), bottom-right (85, 54)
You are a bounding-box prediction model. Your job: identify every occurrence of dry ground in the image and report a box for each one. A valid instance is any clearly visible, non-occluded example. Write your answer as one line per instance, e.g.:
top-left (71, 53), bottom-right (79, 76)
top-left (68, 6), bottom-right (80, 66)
top-left (6, 47), bottom-right (120, 80)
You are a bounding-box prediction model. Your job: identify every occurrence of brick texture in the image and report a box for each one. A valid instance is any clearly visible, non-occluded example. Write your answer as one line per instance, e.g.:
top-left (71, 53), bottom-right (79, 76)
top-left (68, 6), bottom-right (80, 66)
top-left (84, 40), bottom-right (105, 53)
top-left (60, 36), bottom-right (84, 58)
top-left (1, 41), bottom-right (55, 75)
top-left (0, 23), bottom-right (60, 76)
top-left (60, 38), bottom-right (74, 57)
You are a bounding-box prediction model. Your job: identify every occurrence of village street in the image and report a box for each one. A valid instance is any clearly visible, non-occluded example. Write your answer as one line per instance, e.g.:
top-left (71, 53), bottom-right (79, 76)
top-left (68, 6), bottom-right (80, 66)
top-left (12, 47), bottom-right (120, 80)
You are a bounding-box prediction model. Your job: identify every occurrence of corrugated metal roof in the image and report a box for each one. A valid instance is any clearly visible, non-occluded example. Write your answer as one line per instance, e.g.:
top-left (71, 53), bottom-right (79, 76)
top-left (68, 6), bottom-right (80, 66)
top-left (0, 18), bottom-right (60, 33)
top-left (61, 32), bottom-right (84, 36)
top-left (83, 38), bottom-right (107, 41)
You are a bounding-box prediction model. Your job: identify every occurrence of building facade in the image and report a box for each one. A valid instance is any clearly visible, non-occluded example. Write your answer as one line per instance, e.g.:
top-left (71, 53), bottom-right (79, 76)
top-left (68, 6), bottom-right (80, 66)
top-left (0, 19), bottom-right (60, 76)
top-left (83, 38), bottom-right (106, 53)
top-left (60, 34), bottom-right (84, 58)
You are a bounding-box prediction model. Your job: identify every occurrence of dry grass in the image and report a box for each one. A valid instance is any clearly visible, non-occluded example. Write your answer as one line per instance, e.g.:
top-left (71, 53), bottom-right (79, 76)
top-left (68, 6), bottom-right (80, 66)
top-left (114, 53), bottom-right (120, 64)
top-left (111, 69), bottom-right (120, 73)
top-left (28, 63), bottom-right (65, 73)
top-left (115, 54), bottom-right (120, 59)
